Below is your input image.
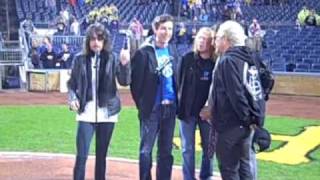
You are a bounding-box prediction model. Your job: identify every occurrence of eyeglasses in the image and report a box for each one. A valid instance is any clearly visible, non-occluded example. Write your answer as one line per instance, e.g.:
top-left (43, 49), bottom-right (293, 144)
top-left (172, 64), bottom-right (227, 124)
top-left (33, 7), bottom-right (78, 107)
top-left (214, 35), bottom-right (225, 43)
top-left (215, 35), bottom-right (223, 40)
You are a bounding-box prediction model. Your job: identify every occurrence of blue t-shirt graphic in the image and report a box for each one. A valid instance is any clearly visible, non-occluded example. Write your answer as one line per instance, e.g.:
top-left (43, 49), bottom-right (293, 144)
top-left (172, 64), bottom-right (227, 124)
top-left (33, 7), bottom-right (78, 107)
top-left (155, 47), bottom-right (176, 103)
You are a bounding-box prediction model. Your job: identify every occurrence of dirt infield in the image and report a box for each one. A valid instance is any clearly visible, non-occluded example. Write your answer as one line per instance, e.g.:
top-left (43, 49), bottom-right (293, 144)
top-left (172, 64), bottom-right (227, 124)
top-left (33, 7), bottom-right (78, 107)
top-left (0, 152), bottom-right (221, 180)
top-left (0, 90), bottom-right (320, 180)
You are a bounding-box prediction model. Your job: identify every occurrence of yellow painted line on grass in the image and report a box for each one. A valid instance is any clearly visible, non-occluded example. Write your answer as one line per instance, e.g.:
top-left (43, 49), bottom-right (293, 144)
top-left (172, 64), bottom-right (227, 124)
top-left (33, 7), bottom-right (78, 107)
top-left (173, 125), bottom-right (320, 165)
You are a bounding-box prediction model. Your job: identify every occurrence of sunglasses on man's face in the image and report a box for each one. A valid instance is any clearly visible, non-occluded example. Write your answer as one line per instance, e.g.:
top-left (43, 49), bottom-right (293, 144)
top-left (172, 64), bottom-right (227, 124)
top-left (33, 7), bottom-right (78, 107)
top-left (90, 34), bottom-right (104, 41)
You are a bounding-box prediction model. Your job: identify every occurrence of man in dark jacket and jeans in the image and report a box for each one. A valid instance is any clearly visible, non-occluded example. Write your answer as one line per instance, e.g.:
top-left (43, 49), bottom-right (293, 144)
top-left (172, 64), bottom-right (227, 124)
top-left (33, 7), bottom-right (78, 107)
top-left (130, 14), bottom-right (179, 180)
top-left (210, 20), bottom-right (260, 180)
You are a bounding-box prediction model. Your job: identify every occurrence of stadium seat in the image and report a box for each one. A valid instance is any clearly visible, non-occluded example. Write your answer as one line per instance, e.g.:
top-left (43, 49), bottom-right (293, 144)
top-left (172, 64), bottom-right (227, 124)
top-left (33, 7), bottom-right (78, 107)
top-left (294, 63), bottom-right (310, 72)
top-left (310, 63), bottom-right (320, 73)
top-left (272, 63), bottom-right (286, 72)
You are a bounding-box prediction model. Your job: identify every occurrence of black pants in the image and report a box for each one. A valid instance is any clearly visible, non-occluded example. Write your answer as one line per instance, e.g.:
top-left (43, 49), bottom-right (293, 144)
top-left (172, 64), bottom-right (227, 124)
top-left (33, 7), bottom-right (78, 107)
top-left (216, 125), bottom-right (253, 180)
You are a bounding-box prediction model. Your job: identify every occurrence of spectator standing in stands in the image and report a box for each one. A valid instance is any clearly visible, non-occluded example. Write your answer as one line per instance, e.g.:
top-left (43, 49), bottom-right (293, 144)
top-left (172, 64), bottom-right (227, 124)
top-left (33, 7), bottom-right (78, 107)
top-left (225, 0), bottom-right (242, 20)
top-left (70, 17), bottom-right (80, 35)
top-left (297, 6), bottom-right (309, 26)
top-left (21, 16), bottom-right (36, 50)
top-left (54, 21), bottom-right (67, 36)
top-left (62, 8), bottom-right (70, 23)
top-left (68, 23), bottom-right (131, 180)
top-left (109, 20), bottom-right (119, 34)
top-left (210, 20), bottom-right (255, 180)
top-left (57, 10), bottom-right (68, 26)
top-left (127, 18), bottom-right (144, 56)
top-left (40, 36), bottom-right (58, 69)
top-left (21, 17), bottom-right (35, 33)
top-left (180, 4), bottom-right (191, 20)
top-left (30, 40), bottom-right (42, 69)
top-left (210, 6), bottom-right (219, 22)
top-left (191, 26), bottom-right (197, 43)
top-left (109, 3), bottom-right (119, 20)
top-left (175, 22), bottom-right (189, 44)
top-left (194, 0), bottom-right (203, 20)
top-left (305, 9), bottom-right (318, 26)
top-left (130, 14), bottom-right (179, 180)
top-left (56, 43), bottom-right (73, 69)
top-left (234, 0), bottom-right (243, 20)
top-left (178, 27), bottom-right (216, 180)
top-left (199, 9), bottom-right (210, 23)
top-left (248, 18), bottom-right (262, 52)
top-left (222, 5), bottom-right (232, 21)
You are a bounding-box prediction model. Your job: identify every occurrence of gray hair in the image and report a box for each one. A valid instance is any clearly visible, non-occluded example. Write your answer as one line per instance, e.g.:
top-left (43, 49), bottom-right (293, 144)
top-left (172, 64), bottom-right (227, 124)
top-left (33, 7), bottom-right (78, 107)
top-left (216, 20), bottom-right (247, 47)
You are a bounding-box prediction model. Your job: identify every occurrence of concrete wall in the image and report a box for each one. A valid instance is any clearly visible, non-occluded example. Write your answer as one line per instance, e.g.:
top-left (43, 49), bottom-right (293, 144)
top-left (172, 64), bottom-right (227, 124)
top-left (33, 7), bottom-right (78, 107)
top-left (273, 72), bottom-right (320, 96)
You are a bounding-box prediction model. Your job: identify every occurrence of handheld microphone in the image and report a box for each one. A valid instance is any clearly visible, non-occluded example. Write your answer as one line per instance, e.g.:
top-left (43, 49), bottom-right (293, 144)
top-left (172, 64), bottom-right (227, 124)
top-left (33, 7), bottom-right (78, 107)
top-left (93, 51), bottom-right (100, 68)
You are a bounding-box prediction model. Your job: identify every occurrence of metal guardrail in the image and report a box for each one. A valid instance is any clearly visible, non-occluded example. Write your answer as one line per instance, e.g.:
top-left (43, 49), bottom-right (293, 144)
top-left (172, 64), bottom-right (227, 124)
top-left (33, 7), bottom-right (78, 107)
top-left (0, 49), bottom-right (23, 65)
top-left (30, 35), bottom-right (85, 46)
top-left (52, 35), bottom-right (85, 46)
top-left (0, 40), bottom-right (20, 49)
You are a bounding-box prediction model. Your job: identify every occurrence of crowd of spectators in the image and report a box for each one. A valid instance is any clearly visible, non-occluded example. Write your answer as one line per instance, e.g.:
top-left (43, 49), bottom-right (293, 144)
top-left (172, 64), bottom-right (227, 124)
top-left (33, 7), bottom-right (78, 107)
top-left (179, 0), bottom-right (245, 22)
top-left (18, 0), bottom-right (320, 70)
top-left (83, 3), bottom-right (119, 34)
top-left (20, 10), bottom-right (76, 69)
top-left (30, 36), bottom-right (74, 69)
top-left (180, 0), bottom-right (219, 22)
top-left (54, 8), bottom-right (82, 36)
top-left (297, 6), bottom-right (320, 27)
top-left (20, 2), bottom-right (121, 69)
top-left (179, 0), bottom-right (293, 22)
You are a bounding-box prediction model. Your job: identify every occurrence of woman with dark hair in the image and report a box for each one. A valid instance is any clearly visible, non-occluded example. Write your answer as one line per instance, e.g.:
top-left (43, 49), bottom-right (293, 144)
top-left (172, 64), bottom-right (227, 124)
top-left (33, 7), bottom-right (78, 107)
top-left (67, 23), bottom-right (130, 180)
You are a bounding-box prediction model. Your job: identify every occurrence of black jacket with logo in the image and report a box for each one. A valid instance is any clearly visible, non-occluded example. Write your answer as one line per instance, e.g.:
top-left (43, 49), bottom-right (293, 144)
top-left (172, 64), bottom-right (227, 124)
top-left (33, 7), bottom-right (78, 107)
top-left (211, 46), bottom-right (261, 132)
top-left (178, 52), bottom-right (215, 121)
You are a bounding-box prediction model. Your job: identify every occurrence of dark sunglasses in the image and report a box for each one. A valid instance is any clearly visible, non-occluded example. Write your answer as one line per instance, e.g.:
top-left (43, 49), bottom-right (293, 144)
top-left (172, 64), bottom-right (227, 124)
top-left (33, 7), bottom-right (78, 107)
top-left (90, 34), bottom-right (104, 41)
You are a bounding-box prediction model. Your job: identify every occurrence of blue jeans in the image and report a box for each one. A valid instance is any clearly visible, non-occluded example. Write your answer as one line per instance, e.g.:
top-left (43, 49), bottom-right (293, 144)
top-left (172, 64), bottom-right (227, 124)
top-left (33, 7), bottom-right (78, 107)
top-left (139, 103), bottom-right (176, 180)
top-left (73, 121), bottom-right (115, 180)
top-left (179, 117), bottom-right (213, 180)
top-left (248, 128), bottom-right (257, 180)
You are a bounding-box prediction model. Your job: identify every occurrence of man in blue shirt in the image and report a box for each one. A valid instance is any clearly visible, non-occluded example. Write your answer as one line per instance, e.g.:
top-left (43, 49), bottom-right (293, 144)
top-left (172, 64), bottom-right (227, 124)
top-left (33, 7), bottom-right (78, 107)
top-left (130, 14), bottom-right (179, 180)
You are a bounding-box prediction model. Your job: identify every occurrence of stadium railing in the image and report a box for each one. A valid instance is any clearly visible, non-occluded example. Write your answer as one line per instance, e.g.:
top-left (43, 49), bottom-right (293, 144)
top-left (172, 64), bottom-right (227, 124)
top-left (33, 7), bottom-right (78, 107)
top-left (0, 46), bottom-right (23, 66)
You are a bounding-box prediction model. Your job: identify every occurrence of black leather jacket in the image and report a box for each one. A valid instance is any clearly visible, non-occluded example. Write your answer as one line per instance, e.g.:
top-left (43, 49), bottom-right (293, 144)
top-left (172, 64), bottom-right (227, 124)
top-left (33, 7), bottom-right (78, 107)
top-left (67, 51), bottom-right (131, 116)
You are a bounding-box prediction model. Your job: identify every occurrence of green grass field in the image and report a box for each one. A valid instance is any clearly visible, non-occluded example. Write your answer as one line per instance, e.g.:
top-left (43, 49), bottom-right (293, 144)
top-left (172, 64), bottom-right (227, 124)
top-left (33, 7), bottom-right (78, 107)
top-left (0, 106), bottom-right (319, 180)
